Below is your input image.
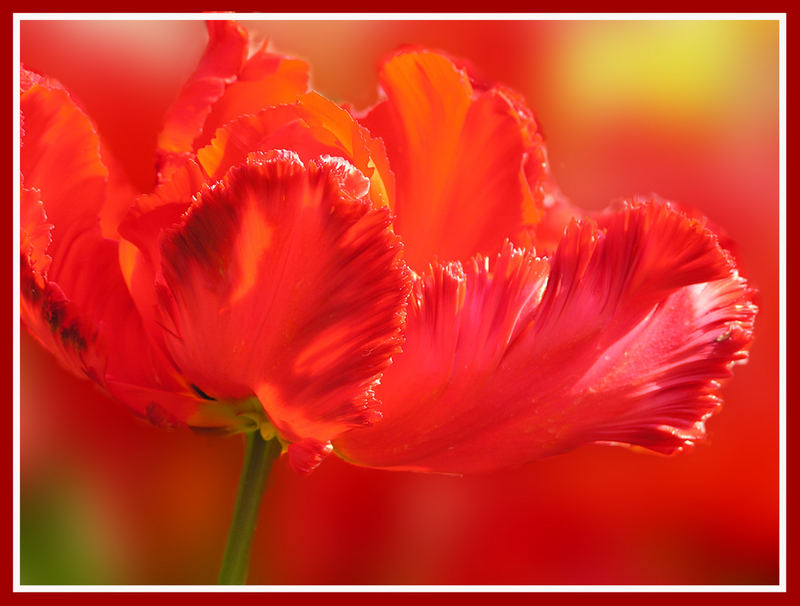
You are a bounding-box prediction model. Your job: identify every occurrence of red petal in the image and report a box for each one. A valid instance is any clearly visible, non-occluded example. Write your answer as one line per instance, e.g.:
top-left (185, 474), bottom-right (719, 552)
top-left (21, 66), bottom-right (136, 241)
top-left (20, 67), bottom-right (115, 381)
top-left (156, 21), bottom-right (248, 167)
top-left (21, 67), bottom-right (107, 260)
top-left (21, 187), bottom-right (52, 277)
top-left (156, 151), bottom-right (411, 448)
top-left (117, 159), bottom-right (208, 353)
top-left (335, 201), bottom-right (756, 473)
top-left (20, 187), bottom-right (101, 380)
top-left (20, 67), bottom-right (200, 420)
top-left (198, 92), bottom-right (394, 209)
top-left (360, 50), bottom-right (551, 269)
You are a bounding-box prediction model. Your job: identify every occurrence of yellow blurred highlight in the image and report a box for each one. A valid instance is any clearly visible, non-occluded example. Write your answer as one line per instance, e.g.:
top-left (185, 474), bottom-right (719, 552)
top-left (559, 21), bottom-right (769, 126)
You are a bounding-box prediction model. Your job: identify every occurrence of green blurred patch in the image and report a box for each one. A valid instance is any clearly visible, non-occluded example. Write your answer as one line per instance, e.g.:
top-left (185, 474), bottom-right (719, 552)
top-left (21, 474), bottom-right (120, 585)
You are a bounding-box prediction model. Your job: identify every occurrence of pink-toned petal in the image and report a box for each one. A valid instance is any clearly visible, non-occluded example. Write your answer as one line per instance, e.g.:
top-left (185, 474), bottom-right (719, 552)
top-left (287, 439), bottom-right (335, 475)
top-left (335, 243), bottom-right (549, 473)
top-left (156, 151), bottom-right (411, 448)
top-left (360, 50), bottom-right (552, 269)
top-left (335, 202), bottom-right (756, 474)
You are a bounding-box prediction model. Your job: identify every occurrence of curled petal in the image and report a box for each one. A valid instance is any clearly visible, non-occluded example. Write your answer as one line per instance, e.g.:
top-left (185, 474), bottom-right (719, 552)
top-left (21, 66), bottom-right (136, 241)
top-left (335, 201), bottom-right (756, 474)
top-left (21, 66), bottom-right (198, 419)
top-left (20, 67), bottom-right (120, 382)
top-left (194, 41), bottom-right (309, 150)
top-left (156, 21), bottom-right (248, 165)
top-left (156, 151), bottom-right (411, 445)
top-left (361, 50), bottom-right (553, 269)
top-left (156, 21), bottom-right (309, 175)
top-left (21, 66), bottom-right (107, 259)
top-left (198, 92), bottom-right (394, 209)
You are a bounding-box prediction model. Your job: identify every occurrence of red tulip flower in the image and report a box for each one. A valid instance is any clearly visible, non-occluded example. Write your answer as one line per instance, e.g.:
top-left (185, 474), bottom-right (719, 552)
top-left (21, 21), bottom-right (411, 475)
top-left (19, 20), bottom-right (758, 583)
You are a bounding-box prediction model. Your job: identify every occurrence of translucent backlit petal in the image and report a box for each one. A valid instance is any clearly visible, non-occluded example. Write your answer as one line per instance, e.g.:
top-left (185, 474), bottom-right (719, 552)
top-left (361, 50), bottom-right (552, 269)
top-left (157, 151), bottom-right (411, 447)
top-left (156, 21), bottom-right (310, 177)
top-left (198, 92), bottom-right (394, 209)
top-left (194, 42), bottom-right (309, 150)
top-left (156, 21), bottom-right (248, 166)
top-left (336, 201), bottom-right (756, 474)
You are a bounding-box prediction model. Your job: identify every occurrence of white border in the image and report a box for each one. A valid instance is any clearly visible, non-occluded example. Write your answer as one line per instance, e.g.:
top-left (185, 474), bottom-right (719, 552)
top-left (778, 13), bottom-right (787, 594)
top-left (13, 12), bottom-right (788, 20)
top-left (12, 584), bottom-right (791, 593)
top-left (13, 12), bottom-right (788, 594)
top-left (12, 10), bottom-right (22, 596)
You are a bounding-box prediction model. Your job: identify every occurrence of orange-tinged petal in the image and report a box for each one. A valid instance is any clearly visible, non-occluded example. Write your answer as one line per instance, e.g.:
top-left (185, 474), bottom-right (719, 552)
top-left (156, 21), bottom-right (248, 166)
top-left (157, 21), bottom-right (310, 178)
top-left (361, 50), bottom-right (551, 269)
top-left (335, 202), bottom-right (756, 474)
top-left (198, 92), bottom-right (394, 209)
top-left (194, 42), bottom-right (309, 150)
top-left (156, 151), bottom-right (411, 464)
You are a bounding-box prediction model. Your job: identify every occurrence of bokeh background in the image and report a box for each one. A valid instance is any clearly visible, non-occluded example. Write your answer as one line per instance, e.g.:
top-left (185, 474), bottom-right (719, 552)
top-left (19, 18), bottom-right (780, 585)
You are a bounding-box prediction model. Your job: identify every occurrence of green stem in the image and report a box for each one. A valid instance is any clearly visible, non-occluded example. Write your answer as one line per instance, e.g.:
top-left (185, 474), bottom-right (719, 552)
top-left (218, 431), bottom-right (280, 585)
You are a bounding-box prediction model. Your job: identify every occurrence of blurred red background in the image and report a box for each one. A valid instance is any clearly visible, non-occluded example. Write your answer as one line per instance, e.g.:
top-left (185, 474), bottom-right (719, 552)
top-left (19, 19), bottom-right (780, 585)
